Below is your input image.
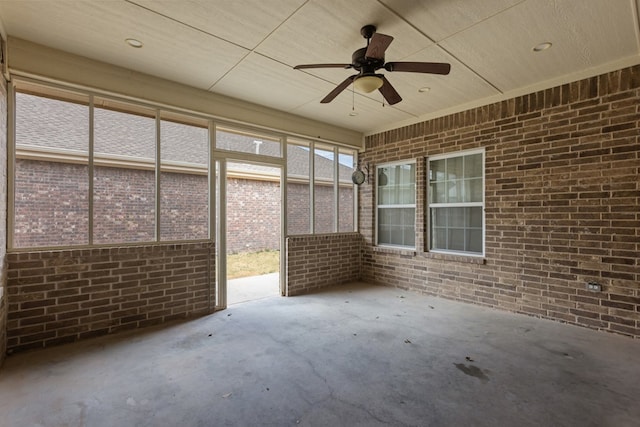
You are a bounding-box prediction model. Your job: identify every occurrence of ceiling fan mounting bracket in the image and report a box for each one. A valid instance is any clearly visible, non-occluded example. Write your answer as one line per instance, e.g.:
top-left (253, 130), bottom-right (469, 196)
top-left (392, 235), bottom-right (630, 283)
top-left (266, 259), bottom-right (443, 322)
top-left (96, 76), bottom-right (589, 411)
top-left (360, 24), bottom-right (377, 40)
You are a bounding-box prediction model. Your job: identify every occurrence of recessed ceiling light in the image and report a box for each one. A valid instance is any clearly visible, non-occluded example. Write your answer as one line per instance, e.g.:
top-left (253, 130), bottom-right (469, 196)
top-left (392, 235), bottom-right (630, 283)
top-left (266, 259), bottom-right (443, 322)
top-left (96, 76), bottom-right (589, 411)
top-left (533, 42), bottom-right (552, 52)
top-left (349, 111), bottom-right (358, 117)
top-left (125, 38), bottom-right (144, 48)
top-left (418, 87), bottom-right (431, 93)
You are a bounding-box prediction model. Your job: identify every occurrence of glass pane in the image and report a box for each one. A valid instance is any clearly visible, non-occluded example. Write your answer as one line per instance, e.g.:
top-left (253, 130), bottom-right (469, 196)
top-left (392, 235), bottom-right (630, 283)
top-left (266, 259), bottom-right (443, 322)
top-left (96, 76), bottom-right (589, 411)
top-left (287, 144), bottom-right (310, 235)
top-left (467, 178), bottom-right (483, 202)
top-left (339, 149), bottom-right (355, 183)
top-left (338, 149), bottom-right (355, 232)
top-left (14, 161), bottom-right (89, 247)
top-left (432, 228), bottom-right (447, 250)
top-left (467, 229), bottom-right (483, 253)
top-left (450, 207), bottom-right (465, 227)
top-left (378, 207), bottom-right (414, 247)
top-left (339, 184), bottom-right (354, 232)
top-left (464, 153), bottom-right (483, 178)
top-left (431, 207), bottom-right (447, 227)
top-left (430, 182), bottom-right (446, 204)
top-left (314, 145), bottom-right (335, 233)
top-left (430, 159), bottom-right (446, 182)
top-left (160, 118), bottom-right (209, 241)
top-left (468, 207), bottom-right (483, 228)
top-left (94, 102), bottom-right (155, 159)
top-left (160, 119), bottom-right (208, 166)
top-left (216, 126), bottom-right (281, 157)
top-left (14, 92), bottom-right (90, 247)
top-left (94, 104), bottom-right (156, 244)
top-left (448, 228), bottom-right (465, 251)
top-left (447, 156), bottom-right (463, 181)
top-left (447, 180), bottom-right (462, 203)
top-left (378, 163), bottom-right (415, 206)
top-left (94, 166), bottom-right (156, 243)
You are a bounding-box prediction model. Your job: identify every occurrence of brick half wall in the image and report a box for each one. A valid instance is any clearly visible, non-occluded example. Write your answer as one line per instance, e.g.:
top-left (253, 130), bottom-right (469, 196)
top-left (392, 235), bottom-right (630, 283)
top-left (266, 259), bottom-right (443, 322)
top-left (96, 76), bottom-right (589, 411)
top-left (6, 242), bottom-right (215, 353)
top-left (286, 233), bottom-right (362, 296)
top-left (361, 65), bottom-right (640, 338)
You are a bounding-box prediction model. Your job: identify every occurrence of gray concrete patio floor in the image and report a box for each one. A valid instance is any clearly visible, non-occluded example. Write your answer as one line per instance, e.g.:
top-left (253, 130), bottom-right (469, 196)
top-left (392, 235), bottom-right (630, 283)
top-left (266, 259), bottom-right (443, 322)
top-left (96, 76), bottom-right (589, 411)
top-left (1, 282), bottom-right (639, 426)
top-left (227, 272), bottom-right (280, 306)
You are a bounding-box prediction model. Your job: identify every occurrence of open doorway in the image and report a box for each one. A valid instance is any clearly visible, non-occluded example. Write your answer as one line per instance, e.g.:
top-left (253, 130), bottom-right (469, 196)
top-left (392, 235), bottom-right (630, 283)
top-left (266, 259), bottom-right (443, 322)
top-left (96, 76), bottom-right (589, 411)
top-left (221, 161), bottom-right (282, 305)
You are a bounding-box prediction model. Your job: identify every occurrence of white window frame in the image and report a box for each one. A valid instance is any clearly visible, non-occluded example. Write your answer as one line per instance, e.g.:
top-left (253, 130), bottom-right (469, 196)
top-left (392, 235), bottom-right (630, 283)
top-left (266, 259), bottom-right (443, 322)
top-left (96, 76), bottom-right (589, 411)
top-left (427, 148), bottom-right (485, 257)
top-left (375, 159), bottom-right (417, 250)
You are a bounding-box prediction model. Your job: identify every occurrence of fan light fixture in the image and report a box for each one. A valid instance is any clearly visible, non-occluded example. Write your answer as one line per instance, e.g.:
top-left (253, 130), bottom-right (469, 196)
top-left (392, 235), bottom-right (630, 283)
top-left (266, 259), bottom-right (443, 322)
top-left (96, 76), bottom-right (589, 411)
top-left (354, 75), bottom-right (383, 93)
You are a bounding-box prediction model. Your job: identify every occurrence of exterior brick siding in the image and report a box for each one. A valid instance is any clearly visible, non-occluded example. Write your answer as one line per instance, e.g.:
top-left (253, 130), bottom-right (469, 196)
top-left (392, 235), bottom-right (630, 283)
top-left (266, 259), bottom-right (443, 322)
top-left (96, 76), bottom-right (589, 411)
top-left (286, 233), bottom-right (362, 296)
top-left (227, 177), bottom-right (280, 253)
top-left (6, 242), bottom-right (215, 353)
top-left (361, 65), bottom-right (640, 338)
top-left (14, 162), bottom-right (353, 252)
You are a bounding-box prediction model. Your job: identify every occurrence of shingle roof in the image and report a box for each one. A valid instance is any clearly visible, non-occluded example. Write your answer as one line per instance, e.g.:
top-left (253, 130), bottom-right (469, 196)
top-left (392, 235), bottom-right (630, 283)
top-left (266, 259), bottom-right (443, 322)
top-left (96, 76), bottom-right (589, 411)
top-left (16, 91), bottom-right (354, 181)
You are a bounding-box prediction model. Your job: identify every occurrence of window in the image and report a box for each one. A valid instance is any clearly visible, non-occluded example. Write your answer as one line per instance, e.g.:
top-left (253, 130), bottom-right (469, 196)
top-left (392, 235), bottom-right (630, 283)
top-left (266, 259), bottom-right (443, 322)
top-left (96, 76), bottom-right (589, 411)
top-left (160, 114), bottom-right (209, 241)
top-left (12, 82), bottom-right (212, 249)
top-left (376, 161), bottom-right (416, 248)
top-left (338, 148), bottom-right (356, 232)
top-left (11, 81), bottom-right (356, 249)
top-left (216, 126), bottom-right (281, 157)
top-left (287, 139), bottom-right (356, 235)
top-left (286, 142), bottom-right (311, 235)
top-left (428, 149), bottom-right (484, 255)
top-left (314, 144), bottom-right (335, 233)
top-left (14, 90), bottom-right (90, 247)
top-left (93, 99), bottom-right (156, 244)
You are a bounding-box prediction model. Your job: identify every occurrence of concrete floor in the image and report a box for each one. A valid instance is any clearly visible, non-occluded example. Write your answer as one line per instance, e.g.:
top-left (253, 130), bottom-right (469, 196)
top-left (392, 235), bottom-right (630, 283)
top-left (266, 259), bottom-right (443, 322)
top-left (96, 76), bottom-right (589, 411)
top-left (1, 282), bottom-right (639, 427)
top-left (227, 273), bottom-right (280, 305)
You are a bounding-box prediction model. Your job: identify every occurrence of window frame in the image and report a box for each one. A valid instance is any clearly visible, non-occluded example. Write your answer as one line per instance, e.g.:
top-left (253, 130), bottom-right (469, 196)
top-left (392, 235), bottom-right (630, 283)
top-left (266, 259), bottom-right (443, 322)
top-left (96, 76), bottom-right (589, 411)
top-left (375, 159), bottom-right (417, 250)
top-left (427, 148), bottom-right (485, 257)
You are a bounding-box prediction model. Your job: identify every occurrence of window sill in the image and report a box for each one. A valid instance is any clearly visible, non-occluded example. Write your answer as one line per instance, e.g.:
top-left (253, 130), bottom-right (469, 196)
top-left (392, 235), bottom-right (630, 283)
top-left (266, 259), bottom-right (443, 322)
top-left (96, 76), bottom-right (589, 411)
top-left (421, 251), bottom-right (486, 265)
top-left (373, 246), bottom-right (417, 257)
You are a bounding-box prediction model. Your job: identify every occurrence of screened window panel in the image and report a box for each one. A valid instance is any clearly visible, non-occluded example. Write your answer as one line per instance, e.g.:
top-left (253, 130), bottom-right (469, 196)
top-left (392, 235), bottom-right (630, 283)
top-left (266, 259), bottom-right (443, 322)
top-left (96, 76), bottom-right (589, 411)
top-left (314, 145), bottom-right (335, 233)
top-left (160, 118), bottom-right (209, 241)
top-left (338, 149), bottom-right (355, 232)
top-left (216, 126), bottom-right (281, 157)
top-left (287, 144), bottom-right (310, 235)
top-left (14, 92), bottom-right (90, 248)
top-left (93, 105), bottom-right (156, 244)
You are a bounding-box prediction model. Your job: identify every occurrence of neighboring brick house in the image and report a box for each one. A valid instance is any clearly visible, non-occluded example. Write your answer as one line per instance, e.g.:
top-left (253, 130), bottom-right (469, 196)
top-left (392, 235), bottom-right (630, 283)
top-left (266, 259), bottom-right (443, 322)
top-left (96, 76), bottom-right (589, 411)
top-left (13, 92), bottom-right (354, 253)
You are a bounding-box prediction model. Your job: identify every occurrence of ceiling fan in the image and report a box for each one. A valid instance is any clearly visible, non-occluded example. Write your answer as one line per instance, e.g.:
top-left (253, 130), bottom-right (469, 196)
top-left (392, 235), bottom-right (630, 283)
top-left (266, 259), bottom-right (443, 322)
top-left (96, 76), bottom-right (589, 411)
top-left (293, 24), bottom-right (451, 105)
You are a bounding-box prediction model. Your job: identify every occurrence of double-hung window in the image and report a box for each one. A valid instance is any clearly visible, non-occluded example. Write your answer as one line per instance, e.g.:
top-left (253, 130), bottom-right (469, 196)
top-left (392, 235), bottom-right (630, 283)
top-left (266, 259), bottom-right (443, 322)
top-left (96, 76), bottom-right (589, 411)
top-left (376, 160), bottom-right (416, 248)
top-left (428, 149), bottom-right (484, 255)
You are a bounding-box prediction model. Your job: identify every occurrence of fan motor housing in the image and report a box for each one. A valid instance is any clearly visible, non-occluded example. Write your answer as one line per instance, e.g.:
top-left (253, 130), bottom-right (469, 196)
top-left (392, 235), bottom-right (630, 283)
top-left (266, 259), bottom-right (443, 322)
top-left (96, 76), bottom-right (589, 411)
top-left (352, 47), bottom-right (384, 73)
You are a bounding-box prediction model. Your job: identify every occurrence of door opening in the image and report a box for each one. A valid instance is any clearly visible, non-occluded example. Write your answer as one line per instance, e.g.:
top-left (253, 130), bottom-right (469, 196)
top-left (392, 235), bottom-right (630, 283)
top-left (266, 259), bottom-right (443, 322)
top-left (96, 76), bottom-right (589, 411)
top-left (217, 160), bottom-right (282, 306)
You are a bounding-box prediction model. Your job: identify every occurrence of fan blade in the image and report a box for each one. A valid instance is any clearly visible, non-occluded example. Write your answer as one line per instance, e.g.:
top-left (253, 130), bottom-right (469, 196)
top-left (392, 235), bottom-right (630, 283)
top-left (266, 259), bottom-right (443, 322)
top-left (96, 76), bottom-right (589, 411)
top-left (294, 63), bottom-right (352, 70)
top-left (321, 75), bottom-right (357, 103)
top-left (384, 62), bottom-right (451, 75)
top-left (378, 75), bottom-right (402, 105)
top-left (365, 33), bottom-right (394, 59)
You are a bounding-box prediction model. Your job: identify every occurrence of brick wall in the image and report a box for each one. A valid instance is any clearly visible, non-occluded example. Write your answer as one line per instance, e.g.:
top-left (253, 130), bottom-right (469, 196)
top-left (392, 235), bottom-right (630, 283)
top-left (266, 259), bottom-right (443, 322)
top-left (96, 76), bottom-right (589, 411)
top-left (6, 242), bottom-right (215, 353)
top-left (286, 233), bottom-right (362, 296)
top-left (14, 161), bottom-right (352, 251)
top-left (227, 177), bottom-right (280, 253)
top-left (361, 65), bottom-right (640, 338)
top-left (0, 74), bottom-right (8, 365)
